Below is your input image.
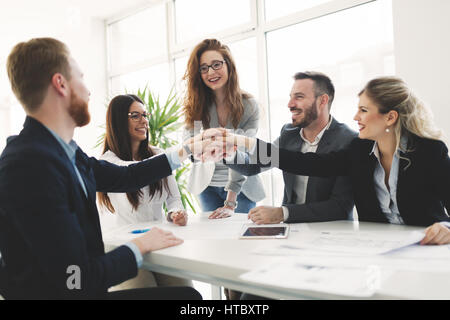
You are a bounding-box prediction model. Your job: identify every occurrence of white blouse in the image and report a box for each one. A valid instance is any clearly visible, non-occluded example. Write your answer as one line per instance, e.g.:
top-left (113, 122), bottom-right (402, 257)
top-left (98, 149), bottom-right (184, 226)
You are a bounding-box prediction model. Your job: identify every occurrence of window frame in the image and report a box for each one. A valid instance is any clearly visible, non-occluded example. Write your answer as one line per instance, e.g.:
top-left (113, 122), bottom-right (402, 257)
top-left (105, 0), bottom-right (382, 205)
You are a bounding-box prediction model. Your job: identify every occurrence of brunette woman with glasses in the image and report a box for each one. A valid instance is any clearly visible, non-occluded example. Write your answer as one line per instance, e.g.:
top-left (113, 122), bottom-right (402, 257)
top-left (97, 94), bottom-right (192, 290)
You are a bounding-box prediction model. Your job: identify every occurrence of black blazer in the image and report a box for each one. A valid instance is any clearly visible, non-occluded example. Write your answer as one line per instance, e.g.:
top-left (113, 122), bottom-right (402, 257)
top-left (255, 135), bottom-right (450, 227)
top-left (0, 117), bottom-right (172, 299)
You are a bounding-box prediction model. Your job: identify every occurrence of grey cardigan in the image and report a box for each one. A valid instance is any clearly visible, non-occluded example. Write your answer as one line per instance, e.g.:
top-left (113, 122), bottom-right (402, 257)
top-left (183, 97), bottom-right (265, 202)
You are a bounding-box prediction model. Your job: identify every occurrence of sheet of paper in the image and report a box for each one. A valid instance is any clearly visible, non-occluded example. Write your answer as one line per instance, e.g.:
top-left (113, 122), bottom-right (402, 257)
top-left (288, 230), bottom-right (425, 255)
top-left (251, 242), bottom-right (450, 273)
top-left (240, 257), bottom-right (392, 298)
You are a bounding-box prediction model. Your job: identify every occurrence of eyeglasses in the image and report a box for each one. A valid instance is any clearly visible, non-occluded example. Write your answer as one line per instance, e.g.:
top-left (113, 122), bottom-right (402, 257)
top-left (128, 111), bottom-right (150, 122)
top-left (199, 60), bottom-right (226, 74)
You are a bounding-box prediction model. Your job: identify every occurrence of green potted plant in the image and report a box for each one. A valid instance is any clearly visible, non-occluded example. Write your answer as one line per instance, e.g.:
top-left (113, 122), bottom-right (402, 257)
top-left (97, 86), bottom-right (198, 213)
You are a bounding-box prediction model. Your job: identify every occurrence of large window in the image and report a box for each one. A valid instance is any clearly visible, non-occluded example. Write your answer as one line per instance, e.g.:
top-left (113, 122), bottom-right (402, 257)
top-left (111, 63), bottom-right (172, 99)
top-left (106, 0), bottom-right (395, 207)
top-left (265, 0), bottom-right (332, 21)
top-left (174, 0), bottom-right (253, 45)
top-left (266, 0), bottom-right (394, 204)
top-left (108, 3), bottom-right (167, 74)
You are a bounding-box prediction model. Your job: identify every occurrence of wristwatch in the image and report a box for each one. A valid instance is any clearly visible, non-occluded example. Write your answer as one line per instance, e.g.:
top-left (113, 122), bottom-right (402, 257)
top-left (224, 200), bottom-right (238, 209)
top-left (183, 143), bottom-right (195, 162)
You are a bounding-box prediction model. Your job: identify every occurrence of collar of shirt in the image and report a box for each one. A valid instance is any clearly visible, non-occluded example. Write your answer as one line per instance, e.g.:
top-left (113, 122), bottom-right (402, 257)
top-left (299, 116), bottom-right (333, 146)
top-left (44, 127), bottom-right (79, 163)
top-left (369, 135), bottom-right (408, 159)
top-left (43, 126), bottom-right (88, 197)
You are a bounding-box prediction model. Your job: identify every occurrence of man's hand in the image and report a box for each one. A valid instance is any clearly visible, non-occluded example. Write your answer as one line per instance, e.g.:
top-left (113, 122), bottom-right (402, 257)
top-left (248, 206), bottom-right (284, 225)
top-left (420, 223), bottom-right (450, 245)
top-left (186, 129), bottom-right (254, 162)
top-left (187, 128), bottom-right (228, 161)
top-left (208, 206), bottom-right (234, 219)
top-left (201, 128), bottom-right (227, 140)
top-left (168, 210), bottom-right (188, 226)
top-left (131, 227), bottom-right (183, 255)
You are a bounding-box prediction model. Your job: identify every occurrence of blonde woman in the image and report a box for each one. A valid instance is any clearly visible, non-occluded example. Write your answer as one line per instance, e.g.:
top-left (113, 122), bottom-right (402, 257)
top-left (219, 76), bottom-right (450, 244)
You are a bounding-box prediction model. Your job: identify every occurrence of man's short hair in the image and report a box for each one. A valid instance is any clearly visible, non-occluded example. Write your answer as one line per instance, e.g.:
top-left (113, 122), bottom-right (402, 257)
top-left (293, 71), bottom-right (335, 110)
top-left (7, 37), bottom-right (71, 113)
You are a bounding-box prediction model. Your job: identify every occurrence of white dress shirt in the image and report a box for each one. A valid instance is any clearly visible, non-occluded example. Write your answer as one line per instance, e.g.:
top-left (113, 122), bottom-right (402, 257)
top-left (99, 149), bottom-right (184, 226)
top-left (370, 141), bottom-right (404, 224)
top-left (281, 117), bottom-right (333, 221)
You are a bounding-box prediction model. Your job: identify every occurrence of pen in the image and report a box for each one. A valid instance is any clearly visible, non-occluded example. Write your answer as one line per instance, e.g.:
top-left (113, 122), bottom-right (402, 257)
top-left (130, 228), bottom-right (151, 234)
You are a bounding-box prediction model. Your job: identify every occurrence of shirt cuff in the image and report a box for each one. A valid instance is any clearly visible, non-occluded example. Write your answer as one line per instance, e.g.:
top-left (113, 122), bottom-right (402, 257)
top-left (439, 221), bottom-right (450, 229)
top-left (281, 206), bottom-right (289, 222)
top-left (165, 149), bottom-right (182, 171)
top-left (124, 242), bottom-right (143, 268)
top-left (249, 138), bottom-right (257, 154)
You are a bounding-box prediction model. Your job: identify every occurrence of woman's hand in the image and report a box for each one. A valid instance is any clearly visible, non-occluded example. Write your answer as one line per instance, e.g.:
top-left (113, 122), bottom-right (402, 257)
top-left (420, 223), bottom-right (450, 245)
top-left (168, 210), bottom-right (188, 226)
top-left (208, 206), bottom-right (234, 219)
top-left (184, 128), bottom-right (227, 162)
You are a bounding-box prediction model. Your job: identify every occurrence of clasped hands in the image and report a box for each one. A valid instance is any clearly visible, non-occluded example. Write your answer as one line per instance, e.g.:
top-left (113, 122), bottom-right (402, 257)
top-left (185, 128), bottom-right (247, 162)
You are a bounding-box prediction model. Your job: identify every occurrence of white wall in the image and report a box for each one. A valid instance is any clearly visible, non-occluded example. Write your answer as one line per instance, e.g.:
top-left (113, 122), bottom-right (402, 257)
top-left (0, 1), bottom-right (108, 156)
top-left (392, 0), bottom-right (450, 141)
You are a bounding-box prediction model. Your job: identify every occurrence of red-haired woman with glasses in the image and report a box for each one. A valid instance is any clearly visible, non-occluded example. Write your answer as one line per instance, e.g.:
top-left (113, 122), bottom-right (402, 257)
top-left (182, 39), bottom-right (265, 222)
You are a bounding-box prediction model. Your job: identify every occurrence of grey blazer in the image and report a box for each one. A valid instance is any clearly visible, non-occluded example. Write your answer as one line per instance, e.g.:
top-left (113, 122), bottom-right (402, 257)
top-left (183, 97), bottom-right (265, 202)
top-left (227, 117), bottom-right (357, 222)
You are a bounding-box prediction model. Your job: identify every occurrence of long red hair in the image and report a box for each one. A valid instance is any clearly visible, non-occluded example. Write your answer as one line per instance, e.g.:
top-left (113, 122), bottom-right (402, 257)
top-left (182, 39), bottom-right (250, 129)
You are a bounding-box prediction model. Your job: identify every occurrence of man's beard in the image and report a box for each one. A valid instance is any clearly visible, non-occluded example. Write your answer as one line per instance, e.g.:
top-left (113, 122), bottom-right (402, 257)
top-left (68, 89), bottom-right (90, 127)
top-left (292, 99), bottom-right (318, 129)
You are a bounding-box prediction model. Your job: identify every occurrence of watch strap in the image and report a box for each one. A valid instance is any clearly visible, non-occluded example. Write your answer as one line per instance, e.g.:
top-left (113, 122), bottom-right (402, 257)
top-left (224, 200), bottom-right (238, 209)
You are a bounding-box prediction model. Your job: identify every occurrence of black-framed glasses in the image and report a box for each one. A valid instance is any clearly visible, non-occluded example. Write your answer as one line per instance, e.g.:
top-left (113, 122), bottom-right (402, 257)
top-left (128, 111), bottom-right (150, 122)
top-left (199, 60), bottom-right (226, 74)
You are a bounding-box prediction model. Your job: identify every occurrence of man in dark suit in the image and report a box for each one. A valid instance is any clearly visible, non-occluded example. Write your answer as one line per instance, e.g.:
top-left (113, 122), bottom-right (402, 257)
top-left (0, 38), bottom-right (202, 300)
top-left (226, 72), bottom-right (357, 224)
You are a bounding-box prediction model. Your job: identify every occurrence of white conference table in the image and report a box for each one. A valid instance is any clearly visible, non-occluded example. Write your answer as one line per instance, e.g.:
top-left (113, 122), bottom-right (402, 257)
top-left (103, 212), bottom-right (450, 300)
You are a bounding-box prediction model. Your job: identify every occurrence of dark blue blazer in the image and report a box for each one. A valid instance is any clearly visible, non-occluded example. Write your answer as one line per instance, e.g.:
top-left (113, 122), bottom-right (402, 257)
top-left (0, 117), bottom-right (172, 299)
top-left (255, 135), bottom-right (450, 227)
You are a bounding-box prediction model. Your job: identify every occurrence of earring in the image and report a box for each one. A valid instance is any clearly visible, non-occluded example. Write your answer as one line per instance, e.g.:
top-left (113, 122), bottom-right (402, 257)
top-left (385, 128), bottom-right (390, 133)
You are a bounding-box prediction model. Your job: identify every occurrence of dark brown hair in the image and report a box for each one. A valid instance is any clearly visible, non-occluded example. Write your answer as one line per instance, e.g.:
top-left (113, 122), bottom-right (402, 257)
top-left (7, 37), bottom-right (72, 112)
top-left (294, 71), bottom-right (335, 110)
top-left (183, 38), bottom-right (251, 129)
top-left (97, 94), bottom-right (170, 213)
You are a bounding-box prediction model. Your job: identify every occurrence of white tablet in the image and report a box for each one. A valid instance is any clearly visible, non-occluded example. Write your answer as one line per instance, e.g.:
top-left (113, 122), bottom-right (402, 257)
top-left (239, 225), bottom-right (289, 239)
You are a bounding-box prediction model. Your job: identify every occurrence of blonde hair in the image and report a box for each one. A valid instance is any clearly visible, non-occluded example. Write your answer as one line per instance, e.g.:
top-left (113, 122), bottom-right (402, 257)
top-left (359, 76), bottom-right (443, 151)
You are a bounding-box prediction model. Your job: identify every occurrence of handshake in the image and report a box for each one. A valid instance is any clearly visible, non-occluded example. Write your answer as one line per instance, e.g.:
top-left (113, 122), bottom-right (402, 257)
top-left (182, 128), bottom-right (255, 162)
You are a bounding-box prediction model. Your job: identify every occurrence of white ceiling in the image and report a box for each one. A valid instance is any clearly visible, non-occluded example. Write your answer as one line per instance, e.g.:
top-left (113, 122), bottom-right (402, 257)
top-left (1, 0), bottom-right (158, 20)
top-left (71, 0), bottom-right (157, 19)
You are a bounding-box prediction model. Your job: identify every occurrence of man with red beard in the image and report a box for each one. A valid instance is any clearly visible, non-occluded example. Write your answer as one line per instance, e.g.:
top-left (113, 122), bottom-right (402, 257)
top-left (0, 38), bottom-right (203, 300)
top-left (228, 72), bottom-right (357, 225)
